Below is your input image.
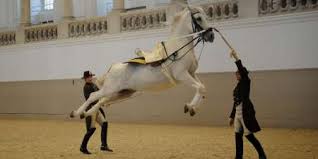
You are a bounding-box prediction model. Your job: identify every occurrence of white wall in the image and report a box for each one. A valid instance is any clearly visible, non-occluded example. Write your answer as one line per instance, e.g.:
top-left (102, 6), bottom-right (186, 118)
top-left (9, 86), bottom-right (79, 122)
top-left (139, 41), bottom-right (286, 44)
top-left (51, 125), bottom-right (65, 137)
top-left (73, 0), bottom-right (97, 18)
top-left (0, 0), bottom-right (19, 30)
top-left (0, 11), bottom-right (318, 82)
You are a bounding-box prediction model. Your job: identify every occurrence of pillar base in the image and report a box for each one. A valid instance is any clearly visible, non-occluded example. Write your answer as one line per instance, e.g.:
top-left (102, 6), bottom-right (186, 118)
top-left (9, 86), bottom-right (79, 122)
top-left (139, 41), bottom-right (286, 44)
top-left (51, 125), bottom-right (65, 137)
top-left (62, 16), bottom-right (75, 21)
top-left (19, 23), bottom-right (31, 27)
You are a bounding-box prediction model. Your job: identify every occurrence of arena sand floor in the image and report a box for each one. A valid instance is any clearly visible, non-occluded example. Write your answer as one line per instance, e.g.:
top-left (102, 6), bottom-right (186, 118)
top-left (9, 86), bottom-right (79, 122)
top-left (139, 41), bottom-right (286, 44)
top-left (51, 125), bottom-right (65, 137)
top-left (0, 118), bottom-right (317, 159)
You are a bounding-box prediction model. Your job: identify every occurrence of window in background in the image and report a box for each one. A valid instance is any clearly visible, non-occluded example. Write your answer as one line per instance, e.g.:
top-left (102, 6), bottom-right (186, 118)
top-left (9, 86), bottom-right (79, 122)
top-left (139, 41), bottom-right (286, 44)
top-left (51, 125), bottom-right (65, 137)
top-left (44, 0), bottom-right (54, 10)
top-left (31, 0), bottom-right (54, 24)
top-left (105, 1), bottom-right (113, 14)
top-left (97, 0), bottom-right (113, 16)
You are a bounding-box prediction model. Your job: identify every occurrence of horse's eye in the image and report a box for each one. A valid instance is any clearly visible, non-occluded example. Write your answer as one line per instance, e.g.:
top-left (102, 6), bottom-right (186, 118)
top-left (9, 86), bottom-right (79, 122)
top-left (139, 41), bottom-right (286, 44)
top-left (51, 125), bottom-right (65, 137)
top-left (196, 17), bottom-right (202, 22)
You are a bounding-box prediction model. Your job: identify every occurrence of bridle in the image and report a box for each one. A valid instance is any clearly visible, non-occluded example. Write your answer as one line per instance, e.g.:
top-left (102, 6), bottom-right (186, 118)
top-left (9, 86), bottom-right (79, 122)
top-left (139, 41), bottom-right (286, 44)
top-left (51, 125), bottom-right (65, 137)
top-left (161, 9), bottom-right (214, 63)
top-left (191, 11), bottom-right (205, 33)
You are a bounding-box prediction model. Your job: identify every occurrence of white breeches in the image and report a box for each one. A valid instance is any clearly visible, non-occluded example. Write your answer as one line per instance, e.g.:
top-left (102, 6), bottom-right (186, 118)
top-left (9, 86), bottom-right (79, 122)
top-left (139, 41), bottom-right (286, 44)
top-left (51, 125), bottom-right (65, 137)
top-left (234, 104), bottom-right (252, 135)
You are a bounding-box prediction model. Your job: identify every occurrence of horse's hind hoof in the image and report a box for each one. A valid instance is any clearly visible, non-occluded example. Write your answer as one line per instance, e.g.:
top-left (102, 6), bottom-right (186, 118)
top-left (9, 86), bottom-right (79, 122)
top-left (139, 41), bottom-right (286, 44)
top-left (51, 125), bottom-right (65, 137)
top-left (70, 111), bottom-right (75, 118)
top-left (184, 105), bottom-right (189, 113)
top-left (189, 108), bottom-right (196, 116)
top-left (80, 113), bottom-right (85, 119)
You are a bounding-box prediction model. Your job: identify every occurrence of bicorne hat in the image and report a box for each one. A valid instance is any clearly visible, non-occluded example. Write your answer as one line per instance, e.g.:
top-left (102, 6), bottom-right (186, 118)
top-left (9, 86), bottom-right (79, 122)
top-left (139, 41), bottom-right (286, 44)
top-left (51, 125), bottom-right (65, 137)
top-left (81, 71), bottom-right (95, 79)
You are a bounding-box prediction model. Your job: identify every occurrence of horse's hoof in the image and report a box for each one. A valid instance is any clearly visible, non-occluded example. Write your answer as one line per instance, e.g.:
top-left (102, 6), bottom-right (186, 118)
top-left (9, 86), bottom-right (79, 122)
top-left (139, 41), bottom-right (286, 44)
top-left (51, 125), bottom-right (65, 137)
top-left (189, 108), bottom-right (196, 116)
top-left (184, 105), bottom-right (189, 113)
top-left (80, 113), bottom-right (85, 119)
top-left (70, 111), bottom-right (75, 118)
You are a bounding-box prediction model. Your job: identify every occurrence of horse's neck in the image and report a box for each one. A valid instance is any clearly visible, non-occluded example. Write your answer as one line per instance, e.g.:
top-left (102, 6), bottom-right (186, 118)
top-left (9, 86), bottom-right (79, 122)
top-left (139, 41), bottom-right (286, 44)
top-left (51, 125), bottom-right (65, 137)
top-left (164, 33), bottom-right (194, 58)
top-left (164, 12), bottom-right (195, 58)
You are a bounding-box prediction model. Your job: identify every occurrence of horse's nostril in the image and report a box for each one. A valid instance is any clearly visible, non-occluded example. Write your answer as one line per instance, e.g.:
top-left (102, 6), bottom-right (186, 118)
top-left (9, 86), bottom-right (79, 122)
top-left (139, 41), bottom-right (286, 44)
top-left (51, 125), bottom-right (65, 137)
top-left (202, 30), bottom-right (214, 43)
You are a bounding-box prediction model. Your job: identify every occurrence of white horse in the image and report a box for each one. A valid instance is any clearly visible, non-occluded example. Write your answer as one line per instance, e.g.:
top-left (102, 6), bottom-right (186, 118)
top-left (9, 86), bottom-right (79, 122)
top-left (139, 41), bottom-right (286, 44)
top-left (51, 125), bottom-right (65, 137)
top-left (70, 5), bottom-right (214, 119)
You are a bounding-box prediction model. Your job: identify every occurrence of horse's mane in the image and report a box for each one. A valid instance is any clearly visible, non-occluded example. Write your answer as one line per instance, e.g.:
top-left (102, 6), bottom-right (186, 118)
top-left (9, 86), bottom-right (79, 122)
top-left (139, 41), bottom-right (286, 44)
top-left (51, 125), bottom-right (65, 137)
top-left (170, 10), bottom-right (187, 28)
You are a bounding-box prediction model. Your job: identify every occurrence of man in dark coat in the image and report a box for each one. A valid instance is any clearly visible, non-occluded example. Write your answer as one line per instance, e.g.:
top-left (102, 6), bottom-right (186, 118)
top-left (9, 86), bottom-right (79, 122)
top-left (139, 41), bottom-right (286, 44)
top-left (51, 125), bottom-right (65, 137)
top-left (228, 50), bottom-right (266, 159)
top-left (80, 71), bottom-right (113, 154)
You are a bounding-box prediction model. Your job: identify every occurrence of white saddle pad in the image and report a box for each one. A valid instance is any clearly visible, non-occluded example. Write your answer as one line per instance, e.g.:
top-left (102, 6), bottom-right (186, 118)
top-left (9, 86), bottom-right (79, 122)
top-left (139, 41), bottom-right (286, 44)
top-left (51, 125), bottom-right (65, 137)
top-left (135, 42), bottom-right (168, 64)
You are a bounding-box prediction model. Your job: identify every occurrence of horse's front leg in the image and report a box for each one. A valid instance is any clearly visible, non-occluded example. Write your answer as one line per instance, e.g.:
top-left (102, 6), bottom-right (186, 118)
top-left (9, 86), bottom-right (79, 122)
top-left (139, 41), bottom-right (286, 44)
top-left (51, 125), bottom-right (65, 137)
top-left (177, 72), bottom-right (206, 116)
top-left (78, 84), bottom-right (120, 118)
top-left (70, 90), bottom-right (105, 118)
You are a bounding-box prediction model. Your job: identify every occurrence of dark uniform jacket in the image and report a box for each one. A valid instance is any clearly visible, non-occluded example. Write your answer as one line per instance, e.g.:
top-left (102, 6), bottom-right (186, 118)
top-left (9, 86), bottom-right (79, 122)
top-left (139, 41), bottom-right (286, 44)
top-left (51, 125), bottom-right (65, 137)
top-left (229, 60), bottom-right (261, 133)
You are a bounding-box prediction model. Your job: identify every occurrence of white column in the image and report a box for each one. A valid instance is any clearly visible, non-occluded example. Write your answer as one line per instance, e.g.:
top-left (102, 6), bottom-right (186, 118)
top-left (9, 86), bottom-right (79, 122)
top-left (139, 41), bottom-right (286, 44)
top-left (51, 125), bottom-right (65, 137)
top-left (55, 0), bottom-right (74, 40)
top-left (15, 0), bottom-right (30, 44)
top-left (20, 0), bottom-right (31, 27)
top-left (55, 0), bottom-right (74, 22)
top-left (112, 0), bottom-right (124, 11)
top-left (62, 0), bottom-right (74, 20)
top-left (106, 0), bottom-right (124, 34)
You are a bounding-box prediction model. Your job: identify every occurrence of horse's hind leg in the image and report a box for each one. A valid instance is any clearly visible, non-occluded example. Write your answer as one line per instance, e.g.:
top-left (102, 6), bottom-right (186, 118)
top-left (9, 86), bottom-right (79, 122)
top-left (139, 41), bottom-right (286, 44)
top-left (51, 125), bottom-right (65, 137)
top-left (177, 72), bottom-right (206, 116)
top-left (191, 74), bottom-right (206, 110)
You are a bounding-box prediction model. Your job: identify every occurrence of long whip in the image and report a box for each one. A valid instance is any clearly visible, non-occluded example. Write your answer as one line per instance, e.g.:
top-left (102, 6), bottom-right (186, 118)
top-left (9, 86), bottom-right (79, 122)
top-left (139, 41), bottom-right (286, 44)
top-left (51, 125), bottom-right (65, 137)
top-left (213, 28), bottom-right (234, 50)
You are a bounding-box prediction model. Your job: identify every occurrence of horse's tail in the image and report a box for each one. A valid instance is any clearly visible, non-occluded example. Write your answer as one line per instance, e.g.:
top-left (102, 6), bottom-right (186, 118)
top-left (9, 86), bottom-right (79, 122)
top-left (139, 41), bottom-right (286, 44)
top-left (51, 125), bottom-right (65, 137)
top-left (95, 64), bottom-right (115, 89)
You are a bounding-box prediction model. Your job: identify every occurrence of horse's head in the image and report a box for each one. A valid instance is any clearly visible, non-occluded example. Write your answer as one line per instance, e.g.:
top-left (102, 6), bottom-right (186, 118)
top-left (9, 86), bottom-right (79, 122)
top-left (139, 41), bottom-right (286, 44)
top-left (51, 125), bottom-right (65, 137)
top-left (170, 6), bottom-right (214, 42)
top-left (189, 7), bottom-right (214, 42)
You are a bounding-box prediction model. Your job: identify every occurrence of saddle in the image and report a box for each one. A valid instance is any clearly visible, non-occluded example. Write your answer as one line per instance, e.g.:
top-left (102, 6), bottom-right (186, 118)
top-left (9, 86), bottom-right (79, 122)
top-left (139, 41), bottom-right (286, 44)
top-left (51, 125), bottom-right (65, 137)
top-left (125, 42), bottom-right (168, 67)
top-left (125, 42), bottom-right (177, 86)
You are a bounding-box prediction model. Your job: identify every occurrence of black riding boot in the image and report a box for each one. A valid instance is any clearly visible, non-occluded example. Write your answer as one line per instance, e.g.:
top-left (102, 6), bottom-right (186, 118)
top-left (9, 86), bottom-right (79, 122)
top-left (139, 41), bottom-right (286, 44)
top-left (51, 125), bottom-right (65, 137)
top-left (246, 134), bottom-right (266, 159)
top-left (80, 128), bottom-right (96, 155)
top-left (101, 122), bottom-right (113, 152)
top-left (235, 133), bottom-right (243, 159)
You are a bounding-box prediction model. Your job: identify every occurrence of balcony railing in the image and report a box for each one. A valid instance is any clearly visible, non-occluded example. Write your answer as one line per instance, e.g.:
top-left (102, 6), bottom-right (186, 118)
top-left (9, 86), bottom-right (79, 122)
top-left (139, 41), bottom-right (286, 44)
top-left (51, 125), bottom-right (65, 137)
top-left (1, 0), bottom-right (318, 47)
top-left (69, 17), bottom-right (108, 38)
top-left (119, 0), bottom-right (239, 32)
top-left (0, 31), bottom-right (16, 46)
top-left (25, 24), bottom-right (58, 43)
top-left (0, 2), bottom-right (239, 46)
top-left (259, 0), bottom-right (318, 15)
top-left (201, 0), bottom-right (239, 21)
top-left (120, 7), bottom-right (168, 32)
